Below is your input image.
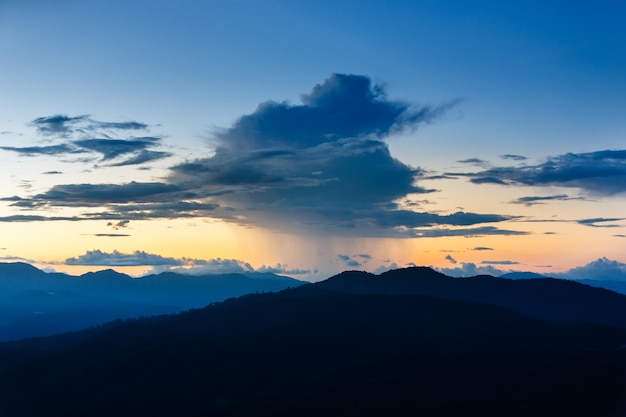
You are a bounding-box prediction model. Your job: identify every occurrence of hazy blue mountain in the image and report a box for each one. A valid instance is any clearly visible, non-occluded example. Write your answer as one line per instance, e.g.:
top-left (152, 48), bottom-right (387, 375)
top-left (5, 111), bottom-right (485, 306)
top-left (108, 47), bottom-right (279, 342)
top-left (500, 270), bottom-right (626, 295)
top-left (575, 279), bottom-right (626, 295)
top-left (0, 268), bottom-right (625, 417)
top-left (499, 271), bottom-right (546, 279)
top-left (0, 262), bottom-right (304, 341)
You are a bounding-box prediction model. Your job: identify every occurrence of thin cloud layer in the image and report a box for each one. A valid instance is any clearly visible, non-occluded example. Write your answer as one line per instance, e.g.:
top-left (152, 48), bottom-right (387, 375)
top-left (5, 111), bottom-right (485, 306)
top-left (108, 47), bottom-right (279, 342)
top-left (465, 150), bottom-right (626, 196)
top-left (510, 194), bottom-right (576, 206)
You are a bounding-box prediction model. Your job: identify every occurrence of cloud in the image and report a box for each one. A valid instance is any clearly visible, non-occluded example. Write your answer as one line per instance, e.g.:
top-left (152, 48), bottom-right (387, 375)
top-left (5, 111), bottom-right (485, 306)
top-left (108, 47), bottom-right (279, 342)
top-left (107, 220), bottom-right (130, 230)
top-left (165, 73), bottom-right (497, 236)
top-left (92, 234), bottom-right (131, 237)
top-left (457, 158), bottom-right (490, 168)
top-left (576, 217), bottom-right (625, 228)
top-left (411, 226), bottom-right (528, 238)
top-left (481, 260), bottom-right (520, 265)
top-left (4, 75), bottom-right (518, 238)
top-left (510, 194), bottom-right (578, 206)
top-left (436, 262), bottom-right (510, 278)
top-left (63, 250), bottom-right (313, 276)
top-left (34, 182), bottom-right (185, 204)
top-left (0, 144), bottom-right (84, 156)
top-left (337, 254), bottom-right (362, 268)
top-left (500, 154), bottom-right (528, 161)
top-left (2, 115), bottom-right (170, 166)
top-left (66, 250), bottom-right (181, 266)
top-left (30, 114), bottom-right (147, 137)
top-left (554, 257), bottom-right (626, 281)
top-left (256, 264), bottom-right (313, 275)
top-left (445, 255), bottom-right (457, 264)
top-left (472, 247), bottom-right (494, 251)
top-left (464, 150), bottom-right (626, 196)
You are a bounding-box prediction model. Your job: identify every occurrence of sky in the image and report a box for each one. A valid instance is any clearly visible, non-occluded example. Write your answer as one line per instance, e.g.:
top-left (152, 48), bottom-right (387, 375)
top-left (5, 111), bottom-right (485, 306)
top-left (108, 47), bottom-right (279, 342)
top-left (1, 0), bottom-right (625, 281)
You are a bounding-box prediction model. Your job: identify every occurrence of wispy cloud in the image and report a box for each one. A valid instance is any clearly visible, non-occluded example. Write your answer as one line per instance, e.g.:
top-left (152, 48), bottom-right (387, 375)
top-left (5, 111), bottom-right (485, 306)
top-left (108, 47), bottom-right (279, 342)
top-left (500, 154), bottom-right (528, 161)
top-left (30, 114), bottom-right (147, 137)
top-left (1, 115), bottom-right (171, 166)
top-left (576, 217), bottom-right (625, 228)
top-left (510, 194), bottom-right (578, 206)
top-left (456, 158), bottom-right (490, 168)
top-left (481, 260), bottom-right (520, 265)
top-left (461, 150), bottom-right (626, 196)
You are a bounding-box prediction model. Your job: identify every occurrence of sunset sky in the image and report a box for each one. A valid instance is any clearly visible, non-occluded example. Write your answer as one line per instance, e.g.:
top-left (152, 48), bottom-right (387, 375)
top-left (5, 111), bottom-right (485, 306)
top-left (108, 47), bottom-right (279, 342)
top-left (1, 1), bottom-right (625, 280)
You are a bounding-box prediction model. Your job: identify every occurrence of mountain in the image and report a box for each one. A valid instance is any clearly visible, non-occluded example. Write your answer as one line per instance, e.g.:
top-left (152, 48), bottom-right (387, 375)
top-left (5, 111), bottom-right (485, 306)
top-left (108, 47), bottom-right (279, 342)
top-left (500, 271), bottom-right (546, 279)
top-left (576, 279), bottom-right (626, 296)
top-left (499, 270), bottom-right (626, 296)
top-left (0, 266), bottom-right (625, 416)
top-left (311, 267), bottom-right (626, 329)
top-left (0, 262), bottom-right (304, 341)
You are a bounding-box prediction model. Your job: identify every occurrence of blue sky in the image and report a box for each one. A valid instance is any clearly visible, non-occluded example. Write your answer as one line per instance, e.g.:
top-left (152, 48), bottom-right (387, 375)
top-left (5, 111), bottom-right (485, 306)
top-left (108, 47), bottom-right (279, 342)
top-left (1, 0), bottom-right (625, 280)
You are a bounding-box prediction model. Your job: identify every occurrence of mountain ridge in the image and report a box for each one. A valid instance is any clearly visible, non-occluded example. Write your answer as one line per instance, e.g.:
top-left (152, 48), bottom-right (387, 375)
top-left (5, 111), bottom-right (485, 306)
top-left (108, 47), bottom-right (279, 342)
top-left (0, 267), bottom-right (625, 416)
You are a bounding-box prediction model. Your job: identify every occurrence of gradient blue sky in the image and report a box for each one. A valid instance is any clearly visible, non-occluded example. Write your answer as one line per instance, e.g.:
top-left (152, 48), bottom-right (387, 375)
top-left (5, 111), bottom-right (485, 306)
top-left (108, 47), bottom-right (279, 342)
top-left (1, 1), bottom-right (625, 280)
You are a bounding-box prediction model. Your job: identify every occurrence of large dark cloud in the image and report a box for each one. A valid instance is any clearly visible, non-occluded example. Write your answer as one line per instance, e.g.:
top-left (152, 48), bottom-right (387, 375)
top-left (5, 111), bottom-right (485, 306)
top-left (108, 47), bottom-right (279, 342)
top-left (3, 75), bottom-right (518, 237)
top-left (464, 150), bottom-right (626, 196)
top-left (165, 73), bottom-right (515, 236)
top-left (2, 115), bottom-right (170, 166)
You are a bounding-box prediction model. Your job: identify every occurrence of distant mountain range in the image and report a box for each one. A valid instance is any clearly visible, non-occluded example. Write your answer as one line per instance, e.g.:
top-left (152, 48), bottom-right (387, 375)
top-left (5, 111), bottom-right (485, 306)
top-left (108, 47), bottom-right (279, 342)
top-left (500, 270), bottom-right (626, 298)
top-left (0, 266), bottom-right (625, 416)
top-left (0, 262), bottom-right (304, 341)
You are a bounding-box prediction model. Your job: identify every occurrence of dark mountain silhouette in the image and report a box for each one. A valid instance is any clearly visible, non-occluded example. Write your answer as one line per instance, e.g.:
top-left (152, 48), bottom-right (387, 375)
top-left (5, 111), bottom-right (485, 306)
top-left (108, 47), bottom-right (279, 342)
top-left (311, 267), bottom-right (626, 329)
top-left (0, 262), bottom-right (304, 341)
top-left (0, 266), bottom-right (625, 416)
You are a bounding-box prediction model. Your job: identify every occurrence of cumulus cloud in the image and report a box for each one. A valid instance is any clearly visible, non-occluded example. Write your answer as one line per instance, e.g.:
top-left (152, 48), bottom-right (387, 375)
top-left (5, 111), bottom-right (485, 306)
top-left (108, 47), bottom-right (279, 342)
top-left (555, 257), bottom-right (626, 281)
top-left (63, 250), bottom-right (312, 277)
top-left (463, 150), bottom-right (626, 196)
top-left (163, 74), bottom-right (516, 236)
top-left (66, 250), bottom-right (181, 266)
top-left (436, 262), bottom-right (510, 278)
